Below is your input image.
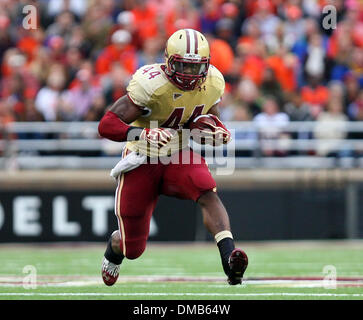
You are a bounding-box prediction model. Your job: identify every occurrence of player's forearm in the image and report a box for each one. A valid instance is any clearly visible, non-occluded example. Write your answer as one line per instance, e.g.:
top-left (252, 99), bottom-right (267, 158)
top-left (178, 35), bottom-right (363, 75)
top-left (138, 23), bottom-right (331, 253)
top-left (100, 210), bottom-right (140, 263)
top-left (207, 103), bottom-right (221, 117)
top-left (98, 111), bottom-right (143, 142)
top-left (98, 111), bottom-right (173, 146)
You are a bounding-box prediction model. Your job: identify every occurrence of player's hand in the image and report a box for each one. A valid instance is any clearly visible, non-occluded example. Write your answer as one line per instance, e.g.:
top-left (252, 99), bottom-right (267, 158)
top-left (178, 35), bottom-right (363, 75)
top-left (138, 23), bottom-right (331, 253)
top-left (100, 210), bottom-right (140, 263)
top-left (140, 127), bottom-right (175, 148)
top-left (199, 115), bottom-right (231, 146)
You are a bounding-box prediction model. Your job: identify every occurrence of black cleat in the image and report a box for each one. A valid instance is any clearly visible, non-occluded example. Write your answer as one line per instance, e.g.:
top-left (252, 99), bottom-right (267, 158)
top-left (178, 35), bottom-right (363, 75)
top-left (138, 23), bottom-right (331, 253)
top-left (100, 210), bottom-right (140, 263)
top-left (227, 248), bottom-right (248, 285)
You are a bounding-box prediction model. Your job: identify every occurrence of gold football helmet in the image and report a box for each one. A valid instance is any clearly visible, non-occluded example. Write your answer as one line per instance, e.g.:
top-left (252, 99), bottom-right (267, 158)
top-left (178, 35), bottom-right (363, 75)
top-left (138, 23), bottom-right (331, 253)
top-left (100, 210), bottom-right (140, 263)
top-left (164, 29), bottom-right (210, 91)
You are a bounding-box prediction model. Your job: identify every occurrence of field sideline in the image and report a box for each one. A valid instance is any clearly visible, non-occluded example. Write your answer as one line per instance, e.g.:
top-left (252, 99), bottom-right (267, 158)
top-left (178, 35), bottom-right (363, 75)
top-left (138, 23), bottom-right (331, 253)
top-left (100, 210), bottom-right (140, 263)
top-left (0, 240), bottom-right (362, 300)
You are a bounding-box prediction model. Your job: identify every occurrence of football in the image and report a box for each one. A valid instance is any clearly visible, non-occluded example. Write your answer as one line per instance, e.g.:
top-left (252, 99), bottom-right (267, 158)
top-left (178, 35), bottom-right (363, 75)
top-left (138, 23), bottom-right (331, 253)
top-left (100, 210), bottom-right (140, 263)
top-left (189, 114), bottom-right (216, 144)
top-left (189, 114), bottom-right (216, 131)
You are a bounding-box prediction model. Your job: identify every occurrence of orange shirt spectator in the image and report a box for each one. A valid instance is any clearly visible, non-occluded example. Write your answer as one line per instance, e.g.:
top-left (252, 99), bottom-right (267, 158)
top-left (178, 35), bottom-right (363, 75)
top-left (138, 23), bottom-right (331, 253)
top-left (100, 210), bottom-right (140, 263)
top-left (131, 3), bottom-right (159, 43)
top-left (239, 54), bottom-right (265, 85)
top-left (17, 36), bottom-right (40, 62)
top-left (238, 36), bottom-right (258, 52)
top-left (301, 85), bottom-right (329, 106)
top-left (96, 30), bottom-right (137, 76)
top-left (209, 38), bottom-right (234, 75)
top-left (266, 54), bottom-right (297, 92)
top-left (244, 0), bottom-right (276, 17)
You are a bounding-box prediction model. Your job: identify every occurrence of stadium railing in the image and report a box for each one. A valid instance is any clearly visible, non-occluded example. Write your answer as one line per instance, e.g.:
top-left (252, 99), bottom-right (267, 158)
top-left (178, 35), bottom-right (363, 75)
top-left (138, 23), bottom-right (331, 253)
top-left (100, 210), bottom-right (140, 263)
top-left (1, 121), bottom-right (363, 170)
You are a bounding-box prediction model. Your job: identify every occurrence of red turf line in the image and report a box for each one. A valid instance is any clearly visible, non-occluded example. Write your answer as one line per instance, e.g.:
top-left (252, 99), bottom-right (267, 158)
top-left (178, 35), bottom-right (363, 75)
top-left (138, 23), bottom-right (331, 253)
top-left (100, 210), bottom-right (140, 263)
top-left (247, 276), bottom-right (363, 281)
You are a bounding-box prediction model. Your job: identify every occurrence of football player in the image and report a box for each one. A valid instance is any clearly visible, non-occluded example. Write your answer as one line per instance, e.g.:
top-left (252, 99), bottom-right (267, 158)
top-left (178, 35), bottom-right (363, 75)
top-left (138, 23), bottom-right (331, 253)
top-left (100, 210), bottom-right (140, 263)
top-left (98, 29), bottom-right (248, 286)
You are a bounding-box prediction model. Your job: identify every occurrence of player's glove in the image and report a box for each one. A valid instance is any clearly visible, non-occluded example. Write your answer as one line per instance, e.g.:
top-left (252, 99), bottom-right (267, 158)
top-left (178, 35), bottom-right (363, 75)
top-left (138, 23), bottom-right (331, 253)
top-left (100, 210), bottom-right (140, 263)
top-left (139, 127), bottom-right (175, 149)
top-left (199, 114), bottom-right (231, 146)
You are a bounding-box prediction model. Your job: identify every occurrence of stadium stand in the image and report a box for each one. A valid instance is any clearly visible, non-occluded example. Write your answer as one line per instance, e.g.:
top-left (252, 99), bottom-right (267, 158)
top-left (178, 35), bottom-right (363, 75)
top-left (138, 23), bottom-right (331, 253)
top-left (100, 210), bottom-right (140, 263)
top-left (0, 0), bottom-right (362, 169)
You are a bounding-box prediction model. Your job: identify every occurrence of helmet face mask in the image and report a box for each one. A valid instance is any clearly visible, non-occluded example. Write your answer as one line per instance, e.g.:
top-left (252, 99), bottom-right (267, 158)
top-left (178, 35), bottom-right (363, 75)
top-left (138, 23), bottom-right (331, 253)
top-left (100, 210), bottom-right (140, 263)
top-left (165, 29), bottom-right (210, 91)
top-left (172, 60), bottom-right (208, 76)
top-left (168, 54), bottom-right (209, 90)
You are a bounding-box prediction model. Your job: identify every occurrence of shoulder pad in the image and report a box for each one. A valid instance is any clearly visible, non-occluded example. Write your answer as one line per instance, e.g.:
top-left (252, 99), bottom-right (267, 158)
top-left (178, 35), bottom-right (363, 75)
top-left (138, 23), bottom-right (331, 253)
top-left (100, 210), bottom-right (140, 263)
top-left (127, 64), bottom-right (168, 106)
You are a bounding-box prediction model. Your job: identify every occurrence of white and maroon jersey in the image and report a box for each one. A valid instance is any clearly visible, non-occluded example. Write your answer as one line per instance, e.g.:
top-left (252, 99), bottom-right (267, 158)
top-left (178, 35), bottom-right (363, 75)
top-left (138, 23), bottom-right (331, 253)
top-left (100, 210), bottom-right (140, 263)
top-left (125, 63), bottom-right (225, 157)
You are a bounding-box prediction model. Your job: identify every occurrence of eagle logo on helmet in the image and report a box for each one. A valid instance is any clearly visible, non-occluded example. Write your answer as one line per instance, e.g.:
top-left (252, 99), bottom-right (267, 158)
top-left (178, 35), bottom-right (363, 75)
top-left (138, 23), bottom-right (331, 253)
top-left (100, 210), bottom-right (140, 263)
top-left (164, 29), bottom-right (210, 91)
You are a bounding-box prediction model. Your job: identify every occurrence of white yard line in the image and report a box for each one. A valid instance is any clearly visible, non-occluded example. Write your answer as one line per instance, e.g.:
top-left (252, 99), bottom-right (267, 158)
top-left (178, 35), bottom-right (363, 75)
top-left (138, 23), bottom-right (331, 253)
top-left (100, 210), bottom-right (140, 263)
top-left (1, 275), bottom-right (363, 288)
top-left (0, 292), bottom-right (363, 297)
top-left (1, 280), bottom-right (362, 288)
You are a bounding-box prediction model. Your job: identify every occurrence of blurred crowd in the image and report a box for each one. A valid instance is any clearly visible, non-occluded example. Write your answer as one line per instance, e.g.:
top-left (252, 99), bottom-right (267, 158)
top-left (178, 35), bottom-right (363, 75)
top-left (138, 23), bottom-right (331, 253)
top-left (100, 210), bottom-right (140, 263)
top-left (0, 0), bottom-right (362, 157)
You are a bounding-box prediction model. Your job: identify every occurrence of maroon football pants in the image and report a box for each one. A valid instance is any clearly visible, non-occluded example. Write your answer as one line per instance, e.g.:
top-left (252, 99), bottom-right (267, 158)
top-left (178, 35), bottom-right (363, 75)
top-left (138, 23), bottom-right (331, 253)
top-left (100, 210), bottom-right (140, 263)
top-left (114, 148), bottom-right (216, 259)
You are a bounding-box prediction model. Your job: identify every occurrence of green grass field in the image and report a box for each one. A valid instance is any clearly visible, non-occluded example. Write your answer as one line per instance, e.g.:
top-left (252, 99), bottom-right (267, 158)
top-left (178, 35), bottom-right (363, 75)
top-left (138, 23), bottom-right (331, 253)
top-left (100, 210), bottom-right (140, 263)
top-left (0, 241), bottom-right (362, 300)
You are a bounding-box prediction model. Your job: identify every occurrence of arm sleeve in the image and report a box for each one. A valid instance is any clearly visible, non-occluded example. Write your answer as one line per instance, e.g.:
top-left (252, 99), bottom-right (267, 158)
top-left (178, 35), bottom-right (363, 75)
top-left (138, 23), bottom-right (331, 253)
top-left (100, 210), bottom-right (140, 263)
top-left (98, 111), bottom-right (133, 142)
